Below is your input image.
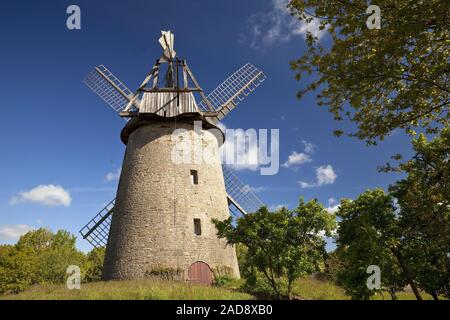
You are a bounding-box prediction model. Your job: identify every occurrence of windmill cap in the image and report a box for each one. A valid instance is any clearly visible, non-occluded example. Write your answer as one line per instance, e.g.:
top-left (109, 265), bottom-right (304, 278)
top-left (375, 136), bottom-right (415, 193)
top-left (120, 113), bottom-right (225, 146)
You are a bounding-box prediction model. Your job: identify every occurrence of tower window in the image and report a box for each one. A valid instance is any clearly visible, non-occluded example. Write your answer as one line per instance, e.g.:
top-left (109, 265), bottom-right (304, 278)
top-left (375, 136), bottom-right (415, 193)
top-left (194, 219), bottom-right (202, 236)
top-left (190, 170), bottom-right (198, 185)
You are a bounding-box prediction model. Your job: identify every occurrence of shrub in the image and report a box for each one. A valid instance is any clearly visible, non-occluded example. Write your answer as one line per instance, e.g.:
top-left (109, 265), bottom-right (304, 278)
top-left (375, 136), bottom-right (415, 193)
top-left (145, 267), bottom-right (184, 281)
top-left (84, 247), bottom-right (105, 282)
top-left (213, 275), bottom-right (233, 287)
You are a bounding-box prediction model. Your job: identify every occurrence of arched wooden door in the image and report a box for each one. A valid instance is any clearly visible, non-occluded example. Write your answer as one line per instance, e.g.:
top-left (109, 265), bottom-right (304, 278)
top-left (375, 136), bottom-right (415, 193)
top-left (188, 261), bottom-right (213, 285)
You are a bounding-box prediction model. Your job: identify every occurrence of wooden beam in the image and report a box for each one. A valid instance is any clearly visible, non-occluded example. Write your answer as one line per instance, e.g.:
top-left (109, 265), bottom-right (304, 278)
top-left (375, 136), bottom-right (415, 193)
top-left (139, 88), bottom-right (202, 93)
top-left (227, 194), bottom-right (248, 216)
top-left (119, 111), bottom-right (139, 117)
top-left (124, 62), bottom-right (160, 112)
top-left (152, 60), bottom-right (160, 89)
top-left (182, 62), bottom-right (188, 89)
top-left (94, 67), bottom-right (141, 110)
top-left (185, 64), bottom-right (215, 111)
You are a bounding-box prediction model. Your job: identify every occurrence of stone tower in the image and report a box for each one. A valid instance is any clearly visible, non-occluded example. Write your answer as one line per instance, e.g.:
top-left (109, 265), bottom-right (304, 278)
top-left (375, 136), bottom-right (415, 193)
top-left (102, 115), bottom-right (240, 280)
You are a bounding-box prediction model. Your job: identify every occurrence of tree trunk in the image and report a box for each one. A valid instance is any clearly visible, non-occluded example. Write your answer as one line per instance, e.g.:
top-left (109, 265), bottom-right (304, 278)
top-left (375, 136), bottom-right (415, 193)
top-left (431, 292), bottom-right (439, 300)
top-left (389, 288), bottom-right (397, 300)
top-left (287, 279), bottom-right (293, 300)
top-left (391, 248), bottom-right (423, 300)
top-left (261, 268), bottom-right (282, 299)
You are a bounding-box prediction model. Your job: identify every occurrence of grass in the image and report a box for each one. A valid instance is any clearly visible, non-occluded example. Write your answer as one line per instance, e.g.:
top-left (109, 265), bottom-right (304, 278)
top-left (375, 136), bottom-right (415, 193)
top-left (292, 277), bottom-right (437, 300)
top-left (293, 277), bottom-right (349, 300)
top-left (0, 279), bottom-right (253, 300)
top-left (0, 277), bottom-right (439, 300)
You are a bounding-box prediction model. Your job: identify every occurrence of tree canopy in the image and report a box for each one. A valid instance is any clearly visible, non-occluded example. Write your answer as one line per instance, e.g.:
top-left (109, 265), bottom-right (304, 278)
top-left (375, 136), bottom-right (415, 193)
top-left (289, 0), bottom-right (449, 144)
top-left (336, 189), bottom-right (416, 300)
top-left (213, 199), bottom-right (336, 299)
top-left (388, 128), bottom-right (450, 299)
top-left (336, 180), bottom-right (449, 300)
top-left (0, 229), bottom-right (105, 294)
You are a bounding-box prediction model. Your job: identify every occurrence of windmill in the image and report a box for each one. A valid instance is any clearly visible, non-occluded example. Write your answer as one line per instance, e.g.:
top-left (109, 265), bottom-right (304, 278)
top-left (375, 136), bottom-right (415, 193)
top-left (81, 31), bottom-right (266, 283)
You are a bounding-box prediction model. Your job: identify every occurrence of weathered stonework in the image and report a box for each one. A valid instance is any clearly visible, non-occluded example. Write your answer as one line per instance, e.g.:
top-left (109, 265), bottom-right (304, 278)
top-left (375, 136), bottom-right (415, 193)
top-left (102, 115), bottom-right (240, 281)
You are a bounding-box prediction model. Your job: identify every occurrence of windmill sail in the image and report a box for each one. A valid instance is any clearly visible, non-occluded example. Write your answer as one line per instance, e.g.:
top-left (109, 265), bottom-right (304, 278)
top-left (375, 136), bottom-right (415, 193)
top-left (222, 165), bottom-right (265, 217)
top-left (80, 166), bottom-right (264, 249)
top-left (84, 65), bottom-right (138, 116)
top-left (79, 198), bottom-right (115, 248)
top-left (198, 63), bottom-right (266, 119)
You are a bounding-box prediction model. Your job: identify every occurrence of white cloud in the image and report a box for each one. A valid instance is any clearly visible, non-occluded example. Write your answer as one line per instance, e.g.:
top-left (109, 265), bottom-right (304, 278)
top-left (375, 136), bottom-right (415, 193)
top-left (282, 140), bottom-right (315, 169)
top-left (282, 151), bottom-right (312, 168)
top-left (302, 140), bottom-right (316, 154)
top-left (105, 168), bottom-right (121, 182)
top-left (299, 165), bottom-right (337, 188)
top-left (0, 224), bottom-right (33, 241)
top-left (317, 165), bottom-right (337, 185)
top-left (10, 185), bottom-right (72, 207)
top-left (328, 197), bottom-right (337, 206)
top-left (241, 185), bottom-right (265, 194)
top-left (318, 227), bottom-right (338, 239)
top-left (243, 0), bottom-right (327, 48)
top-left (269, 204), bottom-right (288, 211)
top-left (298, 181), bottom-right (309, 188)
top-left (326, 198), bottom-right (340, 213)
top-left (326, 204), bottom-right (340, 214)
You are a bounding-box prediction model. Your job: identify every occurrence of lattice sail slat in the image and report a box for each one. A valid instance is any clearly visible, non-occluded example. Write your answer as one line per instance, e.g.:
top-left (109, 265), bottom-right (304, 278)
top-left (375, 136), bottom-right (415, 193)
top-left (84, 65), bottom-right (134, 115)
top-left (222, 165), bottom-right (265, 216)
top-left (198, 63), bottom-right (266, 119)
top-left (79, 198), bottom-right (115, 248)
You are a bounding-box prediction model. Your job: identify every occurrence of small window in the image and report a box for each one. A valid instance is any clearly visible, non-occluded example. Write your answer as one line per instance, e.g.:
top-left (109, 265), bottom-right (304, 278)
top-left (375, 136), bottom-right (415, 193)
top-left (190, 170), bottom-right (198, 185)
top-left (194, 218), bottom-right (202, 236)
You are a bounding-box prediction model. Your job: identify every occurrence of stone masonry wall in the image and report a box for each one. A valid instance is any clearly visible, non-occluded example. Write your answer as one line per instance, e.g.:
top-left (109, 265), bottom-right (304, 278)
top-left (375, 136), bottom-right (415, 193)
top-left (102, 118), bottom-right (240, 280)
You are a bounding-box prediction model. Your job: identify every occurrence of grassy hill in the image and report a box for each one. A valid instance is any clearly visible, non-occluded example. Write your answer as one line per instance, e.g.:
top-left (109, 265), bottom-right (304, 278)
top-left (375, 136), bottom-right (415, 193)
top-left (0, 277), bottom-right (435, 300)
top-left (0, 279), bottom-right (253, 300)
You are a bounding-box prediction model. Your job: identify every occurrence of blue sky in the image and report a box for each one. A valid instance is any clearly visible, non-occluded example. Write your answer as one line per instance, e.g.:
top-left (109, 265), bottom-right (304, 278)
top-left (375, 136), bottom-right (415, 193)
top-left (0, 0), bottom-right (413, 252)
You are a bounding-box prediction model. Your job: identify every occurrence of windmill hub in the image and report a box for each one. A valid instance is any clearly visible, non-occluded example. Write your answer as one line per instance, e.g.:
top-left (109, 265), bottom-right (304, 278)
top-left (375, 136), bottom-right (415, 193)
top-left (81, 31), bottom-right (266, 284)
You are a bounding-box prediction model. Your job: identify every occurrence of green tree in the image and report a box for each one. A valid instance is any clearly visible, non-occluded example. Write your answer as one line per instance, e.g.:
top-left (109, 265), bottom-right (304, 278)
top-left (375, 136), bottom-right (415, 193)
top-left (0, 245), bottom-right (36, 294)
top-left (336, 189), bottom-right (420, 300)
top-left (213, 199), bottom-right (336, 299)
top-left (84, 247), bottom-right (106, 282)
top-left (289, 0), bottom-right (449, 144)
top-left (0, 228), bottom-right (87, 294)
top-left (324, 249), bottom-right (345, 285)
top-left (36, 230), bottom-right (86, 284)
top-left (15, 228), bottom-right (53, 251)
top-left (388, 128), bottom-right (450, 299)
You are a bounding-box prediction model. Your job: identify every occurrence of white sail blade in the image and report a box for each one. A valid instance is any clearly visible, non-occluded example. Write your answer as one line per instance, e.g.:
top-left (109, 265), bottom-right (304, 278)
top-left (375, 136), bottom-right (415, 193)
top-left (198, 63), bottom-right (266, 119)
top-left (222, 165), bottom-right (265, 216)
top-left (84, 65), bottom-right (138, 117)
